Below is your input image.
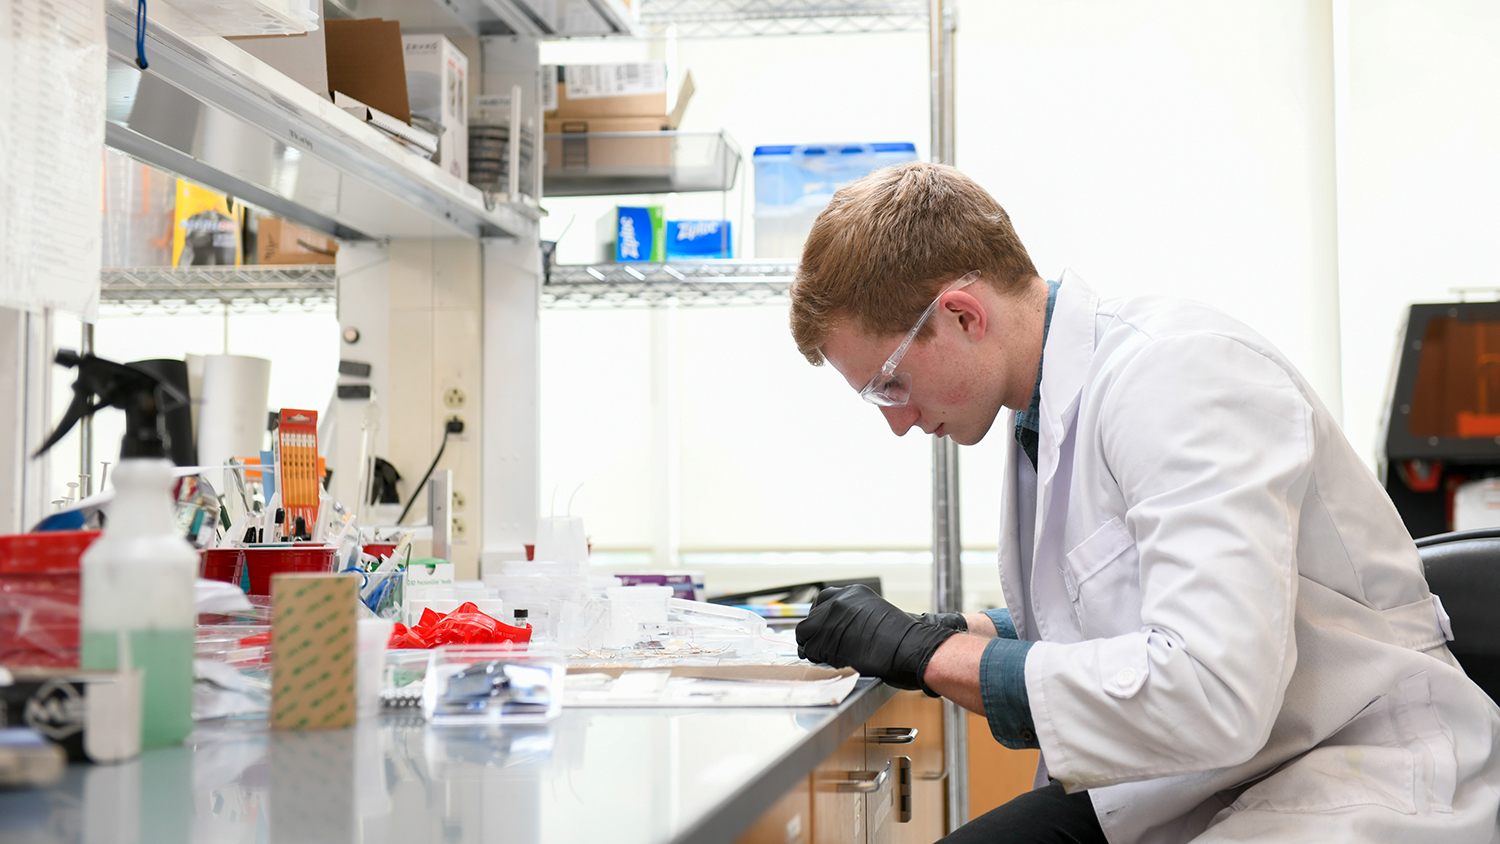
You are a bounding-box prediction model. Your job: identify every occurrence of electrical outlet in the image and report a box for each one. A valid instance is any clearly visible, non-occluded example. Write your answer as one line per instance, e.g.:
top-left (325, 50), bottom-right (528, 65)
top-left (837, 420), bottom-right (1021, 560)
top-left (452, 490), bottom-right (466, 510)
top-left (452, 517), bottom-right (467, 539)
top-left (443, 387), bottom-right (467, 409)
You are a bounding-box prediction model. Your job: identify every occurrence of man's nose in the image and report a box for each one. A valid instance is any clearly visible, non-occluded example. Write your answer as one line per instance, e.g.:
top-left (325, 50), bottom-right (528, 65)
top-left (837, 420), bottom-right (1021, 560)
top-left (880, 405), bottom-right (919, 436)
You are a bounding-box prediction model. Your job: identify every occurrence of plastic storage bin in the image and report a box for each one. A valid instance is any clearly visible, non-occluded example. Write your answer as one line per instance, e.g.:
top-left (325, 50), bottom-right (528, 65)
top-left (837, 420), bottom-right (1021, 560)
top-left (0, 531), bottom-right (100, 667)
top-left (199, 548), bottom-right (243, 585)
top-left (752, 143), bottom-right (917, 259)
top-left (241, 545), bottom-right (338, 596)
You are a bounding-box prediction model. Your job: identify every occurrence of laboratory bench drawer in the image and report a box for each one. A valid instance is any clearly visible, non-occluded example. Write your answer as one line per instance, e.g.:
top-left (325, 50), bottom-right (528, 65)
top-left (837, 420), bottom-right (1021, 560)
top-left (735, 690), bottom-right (944, 844)
top-left (735, 692), bottom-right (1046, 844)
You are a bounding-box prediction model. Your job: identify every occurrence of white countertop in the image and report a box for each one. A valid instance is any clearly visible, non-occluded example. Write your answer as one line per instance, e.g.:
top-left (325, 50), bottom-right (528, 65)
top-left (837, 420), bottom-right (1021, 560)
top-left (0, 679), bottom-right (893, 844)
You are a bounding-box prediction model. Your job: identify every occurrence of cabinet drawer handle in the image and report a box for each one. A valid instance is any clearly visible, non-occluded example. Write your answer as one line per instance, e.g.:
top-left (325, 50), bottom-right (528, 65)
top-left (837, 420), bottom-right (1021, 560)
top-left (836, 761), bottom-right (891, 793)
top-left (870, 727), bottom-right (918, 744)
top-left (916, 768), bottom-right (947, 781)
top-left (897, 756), bottom-right (913, 823)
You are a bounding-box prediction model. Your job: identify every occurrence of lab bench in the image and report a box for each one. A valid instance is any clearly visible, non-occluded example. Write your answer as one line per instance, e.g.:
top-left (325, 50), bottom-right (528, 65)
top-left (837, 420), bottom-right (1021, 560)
top-left (0, 679), bottom-right (959, 844)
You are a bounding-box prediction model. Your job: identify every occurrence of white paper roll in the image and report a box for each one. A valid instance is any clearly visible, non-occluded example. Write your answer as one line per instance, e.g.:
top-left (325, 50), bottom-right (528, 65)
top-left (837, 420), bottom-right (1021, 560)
top-left (196, 355), bottom-right (272, 493)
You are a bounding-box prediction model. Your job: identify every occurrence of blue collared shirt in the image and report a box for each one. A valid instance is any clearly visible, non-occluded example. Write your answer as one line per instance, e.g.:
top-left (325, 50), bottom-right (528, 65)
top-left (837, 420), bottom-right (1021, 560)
top-left (979, 609), bottom-right (1037, 749)
top-left (980, 278), bottom-right (1060, 751)
top-left (1013, 279), bottom-right (1061, 470)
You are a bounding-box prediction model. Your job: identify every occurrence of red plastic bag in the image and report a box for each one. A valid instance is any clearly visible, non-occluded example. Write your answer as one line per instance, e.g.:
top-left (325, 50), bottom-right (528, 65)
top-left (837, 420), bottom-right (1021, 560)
top-left (388, 603), bottom-right (531, 649)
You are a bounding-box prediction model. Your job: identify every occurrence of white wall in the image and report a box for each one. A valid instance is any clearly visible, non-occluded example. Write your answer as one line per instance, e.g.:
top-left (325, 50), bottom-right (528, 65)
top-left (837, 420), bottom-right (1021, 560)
top-left (537, 4), bottom-right (1351, 599)
top-left (538, 32), bottom-right (940, 569)
top-left (87, 307), bottom-right (340, 485)
top-left (1338, 0), bottom-right (1500, 467)
top-left (956, 0), bottom-right (1342, 412)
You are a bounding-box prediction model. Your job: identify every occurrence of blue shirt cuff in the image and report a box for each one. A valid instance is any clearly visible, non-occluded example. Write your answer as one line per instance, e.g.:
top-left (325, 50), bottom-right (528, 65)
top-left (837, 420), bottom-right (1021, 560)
top-left (979, 637), bottom-right (1039, 750)
top-left (981, 608), bottom-right (1019, 640)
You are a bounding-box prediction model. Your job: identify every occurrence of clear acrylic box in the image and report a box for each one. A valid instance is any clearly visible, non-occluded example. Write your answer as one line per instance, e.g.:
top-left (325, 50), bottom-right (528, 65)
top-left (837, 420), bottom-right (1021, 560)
top-left (421, 645), bottom-right (564, 725)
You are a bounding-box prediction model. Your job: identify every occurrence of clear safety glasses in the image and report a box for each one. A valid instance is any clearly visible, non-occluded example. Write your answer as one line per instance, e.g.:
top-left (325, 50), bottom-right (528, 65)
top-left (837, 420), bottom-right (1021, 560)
top-left (859, 270), bottom-right (983, 407)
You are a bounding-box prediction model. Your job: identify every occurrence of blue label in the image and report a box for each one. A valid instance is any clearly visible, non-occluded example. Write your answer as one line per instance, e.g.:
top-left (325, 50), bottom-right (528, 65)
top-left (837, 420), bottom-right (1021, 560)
top-left (666, 220), bottom-right (732, 258)
top-left (616, 207), bottom-right (652, 261)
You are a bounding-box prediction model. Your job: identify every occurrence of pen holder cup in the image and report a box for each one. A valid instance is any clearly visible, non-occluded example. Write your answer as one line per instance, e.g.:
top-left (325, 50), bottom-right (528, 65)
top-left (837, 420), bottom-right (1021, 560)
top-left (242, 546), bottom-right (338, 596)
top-left (200, 548), bottom-right (244, 586)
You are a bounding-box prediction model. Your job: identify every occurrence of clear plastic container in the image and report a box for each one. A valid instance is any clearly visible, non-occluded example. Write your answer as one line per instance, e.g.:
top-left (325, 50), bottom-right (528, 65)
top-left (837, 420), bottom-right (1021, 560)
top-left (102, 150), bottom-right (176, 268)
top-left (421, 645), bottom-right (564, 725)
top-left (752, 143), bottom-right (918, 258)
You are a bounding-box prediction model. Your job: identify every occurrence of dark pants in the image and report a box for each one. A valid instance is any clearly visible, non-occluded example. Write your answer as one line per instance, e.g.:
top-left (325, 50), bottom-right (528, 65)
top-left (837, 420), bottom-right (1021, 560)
top-left (937, 783), bottom-right (1107, 844)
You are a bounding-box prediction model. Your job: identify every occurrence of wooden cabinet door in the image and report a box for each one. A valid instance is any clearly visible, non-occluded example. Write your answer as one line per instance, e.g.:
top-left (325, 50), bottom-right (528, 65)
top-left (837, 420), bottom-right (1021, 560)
top-left (965, 709), bottom-right (1041, 821)
top-left (736, 775), bottom-right (812, 844)
top-left (867, 691), bottom-right (944, 844)
top-left (813, 725), bottom-right (868, 844)
top-left (884, 692), bottom-right (946, 844)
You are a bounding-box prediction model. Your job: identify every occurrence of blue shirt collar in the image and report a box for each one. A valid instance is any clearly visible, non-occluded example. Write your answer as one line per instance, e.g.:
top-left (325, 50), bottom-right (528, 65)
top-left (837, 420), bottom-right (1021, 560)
top-left (1014, 279), bottom-right (1061, 467)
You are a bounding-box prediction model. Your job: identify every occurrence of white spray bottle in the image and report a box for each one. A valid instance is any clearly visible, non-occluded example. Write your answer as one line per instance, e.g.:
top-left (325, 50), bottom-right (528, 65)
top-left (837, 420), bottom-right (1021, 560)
top-left (36, 351), bottom-right (198, 747)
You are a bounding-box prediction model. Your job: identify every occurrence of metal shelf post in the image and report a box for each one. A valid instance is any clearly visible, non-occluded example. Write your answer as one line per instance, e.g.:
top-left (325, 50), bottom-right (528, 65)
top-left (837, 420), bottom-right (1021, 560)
top-left (926, 0), bottom-right (969, 832)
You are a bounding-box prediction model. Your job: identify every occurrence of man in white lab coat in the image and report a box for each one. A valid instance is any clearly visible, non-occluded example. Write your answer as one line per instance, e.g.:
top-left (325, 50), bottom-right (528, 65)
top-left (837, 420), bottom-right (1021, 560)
top-left (791, 162), bottom-right (1500, 843)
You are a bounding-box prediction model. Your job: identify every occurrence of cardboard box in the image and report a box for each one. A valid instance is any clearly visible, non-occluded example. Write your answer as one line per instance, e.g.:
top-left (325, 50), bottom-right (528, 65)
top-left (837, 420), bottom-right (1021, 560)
top-left (547, 62), bottom-right (667, 118)
top-left (544, 64), bottom-right (695, 126)
top-left (666, 221), bottom-right (733, 259)
top-left (613, 207), bottom-right (665, 262)
top-left (229, 29), bottom-right (331, 102)
top-left (173, 181), bottom-right (242, 267)
top-left (545, 117), bottom-right (673, 173)
top-left (403, 34), bottom-right (468, 181)
top-left (324, 18), bottom-right (410, 124)
top-left (257, 218), bottom-right (337, 265)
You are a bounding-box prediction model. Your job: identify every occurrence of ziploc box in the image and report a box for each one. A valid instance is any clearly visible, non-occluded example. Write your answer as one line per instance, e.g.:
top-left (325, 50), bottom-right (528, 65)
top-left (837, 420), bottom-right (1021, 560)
top-left (666, 220), bottom-right (732, 259)
top-left (613, 206), bottom-right (665, 262)
top-left (272, 573), bottom-right (357, 730)
top-left (402, 34), bottom-right (469, 181)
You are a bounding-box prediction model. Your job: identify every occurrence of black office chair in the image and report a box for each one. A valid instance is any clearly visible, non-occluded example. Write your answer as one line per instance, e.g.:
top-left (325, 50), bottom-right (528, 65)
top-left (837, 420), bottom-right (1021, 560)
top-left (1416, 528), bottom-right (1500, 701)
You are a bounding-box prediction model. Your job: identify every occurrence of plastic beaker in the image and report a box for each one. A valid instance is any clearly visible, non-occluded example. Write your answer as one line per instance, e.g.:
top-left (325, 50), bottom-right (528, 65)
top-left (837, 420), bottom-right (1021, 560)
top-left (533, 517), bottom-right (588, 564)
top-left (357, 618), bottom-right (394, 718)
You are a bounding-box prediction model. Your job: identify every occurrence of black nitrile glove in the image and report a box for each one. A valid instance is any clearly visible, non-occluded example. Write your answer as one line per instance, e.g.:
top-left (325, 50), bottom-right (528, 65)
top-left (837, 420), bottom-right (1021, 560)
top-left (910, 611), bottom-right (968, 632)
top-left (796, 585), bottom-right (958, 692)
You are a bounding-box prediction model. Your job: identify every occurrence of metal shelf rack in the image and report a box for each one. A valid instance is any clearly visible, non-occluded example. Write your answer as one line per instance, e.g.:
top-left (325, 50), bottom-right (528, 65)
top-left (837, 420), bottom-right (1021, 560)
top-left (99, 266), bottom-right (336, 311)
top-left (637, 0), bottom-right (928, 37)
top-left (543, 131), bottom-right (743, 197)
top-left (544, 261), bottom-right (796, 307)
top-left (102, 2), bottom-right (536, 242)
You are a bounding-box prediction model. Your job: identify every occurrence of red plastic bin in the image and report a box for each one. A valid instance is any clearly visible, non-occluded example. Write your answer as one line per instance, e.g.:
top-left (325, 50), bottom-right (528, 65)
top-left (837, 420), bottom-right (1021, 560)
top-left (200, 548), bottom-right (244, 586)
top-left (363, 543), bottom-right (399, 560)
top-left (0, 530), bottom-right (100, 667)
top-left (241, 546), bottom-right (338, 596)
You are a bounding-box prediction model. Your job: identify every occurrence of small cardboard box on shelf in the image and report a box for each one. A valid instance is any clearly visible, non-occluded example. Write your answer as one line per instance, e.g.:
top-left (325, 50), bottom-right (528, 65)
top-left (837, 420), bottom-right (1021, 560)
top-left (324, 18), bottom-right (410, 124)
top-left (403, 34), bottom-right (469, 181)
top-left (543, 67), bottom-right (695, 173)
top-left (256, 218), bottom-right (337, 265)
top-left (228, 28), bottom-right (330, 102)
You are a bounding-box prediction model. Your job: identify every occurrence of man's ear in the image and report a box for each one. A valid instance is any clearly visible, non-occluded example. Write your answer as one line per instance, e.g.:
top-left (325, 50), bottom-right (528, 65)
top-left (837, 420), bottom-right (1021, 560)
top-left (944, 291), bottom-right (987, 342)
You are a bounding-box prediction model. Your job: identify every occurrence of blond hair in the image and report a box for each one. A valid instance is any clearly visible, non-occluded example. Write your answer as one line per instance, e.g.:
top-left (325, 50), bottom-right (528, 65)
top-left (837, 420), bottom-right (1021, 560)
top-left (789, 162), bottom-right (1037, 365)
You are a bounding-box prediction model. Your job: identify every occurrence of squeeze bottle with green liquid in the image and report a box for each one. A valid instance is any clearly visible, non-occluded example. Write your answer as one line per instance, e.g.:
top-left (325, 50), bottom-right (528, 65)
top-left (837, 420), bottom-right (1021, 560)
top-left (37, 351), bottom-right (197, 747)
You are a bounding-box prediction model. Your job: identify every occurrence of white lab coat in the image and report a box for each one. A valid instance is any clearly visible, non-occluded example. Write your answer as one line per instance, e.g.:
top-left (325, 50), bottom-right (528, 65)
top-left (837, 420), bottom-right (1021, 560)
top-left (1001, 272), bottom-right (1500, 843)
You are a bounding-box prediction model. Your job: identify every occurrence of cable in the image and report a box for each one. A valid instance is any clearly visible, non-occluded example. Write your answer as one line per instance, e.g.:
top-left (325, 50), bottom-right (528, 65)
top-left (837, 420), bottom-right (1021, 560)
top-left (135, 0), bottom-right (149, 70)
top-left (396, 419), bottom-right (463, 525)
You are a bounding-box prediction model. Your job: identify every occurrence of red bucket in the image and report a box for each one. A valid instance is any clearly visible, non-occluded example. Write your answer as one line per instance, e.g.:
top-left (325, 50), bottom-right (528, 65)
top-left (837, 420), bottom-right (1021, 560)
top-left (241, 546), bottom-right (338, 596)
top-left (363, 543), bottom-right (399, 560)
top-left (200, 548), bottom-right (244, 586)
